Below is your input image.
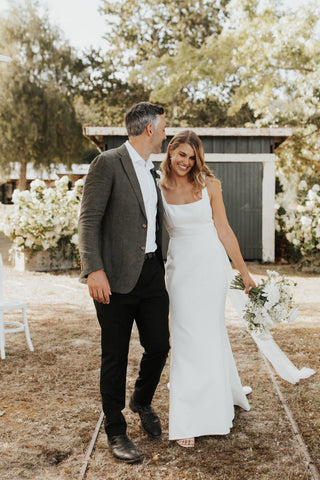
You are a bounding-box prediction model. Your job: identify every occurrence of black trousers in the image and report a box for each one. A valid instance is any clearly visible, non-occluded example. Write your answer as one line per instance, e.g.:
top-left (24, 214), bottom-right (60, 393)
top-left (94, 255), bottom-right (170, 437)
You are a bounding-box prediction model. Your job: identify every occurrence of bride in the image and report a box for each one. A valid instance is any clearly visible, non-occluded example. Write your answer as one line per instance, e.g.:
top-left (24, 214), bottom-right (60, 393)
top-left (160, 130), bottom-right (256, 447)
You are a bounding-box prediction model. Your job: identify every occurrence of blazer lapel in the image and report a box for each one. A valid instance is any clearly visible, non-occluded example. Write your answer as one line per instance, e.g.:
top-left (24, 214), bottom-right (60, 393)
top-left (151, 168), bottom-right (164, 221)
top-left (119, 144), bottom-right (147, 218)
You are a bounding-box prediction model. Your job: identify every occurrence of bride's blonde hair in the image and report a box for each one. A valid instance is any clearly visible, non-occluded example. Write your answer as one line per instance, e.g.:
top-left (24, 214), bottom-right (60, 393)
top-left (160, 130), bottom-right (214, 198)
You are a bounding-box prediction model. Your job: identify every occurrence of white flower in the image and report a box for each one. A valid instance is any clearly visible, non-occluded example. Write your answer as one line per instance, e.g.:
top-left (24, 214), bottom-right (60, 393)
top-left (16, 236), bottom-right (25, 246)
top-left (263, 284), bottom-right (280, 307)
top-left (298, 180), bottom-right (307, 190)
top-left (3, 224), bottom-right (12, 236)
top-left (41, 240), bottom-right (52, 250)
top-left (30, 179), bottom-right (46, 192)
top-left (56, 176), bottom-right (69, 188)
top-left (25, 237), bottom-right (34, 248)
top-left (307, 190), bottom-right (317, 201)
top-left (300, 216), bottom-right (312, 227)
top-left (12, 189), bottom-right (20, 201)
top-left (297, 205), bottom-right (306, 213)
top-left (312, 184), bottom-right (320, 192)
top-left (305, 200), bottom-right (314, 209)
top-left (266, 270), bottom-right (279, 278)
top-left (18, 190), bottom-right (32, 201)
top-left (314, 226), bottom-right (320, 238)
top-left (43, 188), bottom-right (55, 200)
top-left (71, 233), bottom-right (79, 245)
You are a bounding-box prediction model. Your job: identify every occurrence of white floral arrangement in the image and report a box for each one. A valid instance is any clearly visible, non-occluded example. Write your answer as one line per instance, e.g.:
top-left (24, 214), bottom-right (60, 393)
top-left (276, 179), bottom-right (320, 257)
top-left (230, 270), bottom-right (299, 338)
top-left (3, 176), bottom-right (83, 263)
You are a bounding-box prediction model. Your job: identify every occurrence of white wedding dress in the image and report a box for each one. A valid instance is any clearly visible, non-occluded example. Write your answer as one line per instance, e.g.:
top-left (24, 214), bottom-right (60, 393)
top-left (162, 187), bottom-right (250, 440)
top-left (162, 185), bottom-right (315, 441)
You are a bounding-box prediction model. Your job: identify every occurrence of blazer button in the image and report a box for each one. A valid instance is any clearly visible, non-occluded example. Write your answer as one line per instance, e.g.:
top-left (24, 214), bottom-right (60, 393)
top-left (141, 246), bottom-right (145, 251)
top-left (142, 224), bottom-right (147, 229)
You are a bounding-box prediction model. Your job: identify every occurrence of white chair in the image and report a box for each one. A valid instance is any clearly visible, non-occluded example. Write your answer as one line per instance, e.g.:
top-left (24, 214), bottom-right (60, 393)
top-left (0, 253), bottom-right (34, 359)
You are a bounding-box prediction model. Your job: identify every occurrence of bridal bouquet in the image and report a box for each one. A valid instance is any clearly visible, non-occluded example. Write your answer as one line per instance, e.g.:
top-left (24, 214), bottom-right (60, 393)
top-left (230, 270), bottom-right (299, 337)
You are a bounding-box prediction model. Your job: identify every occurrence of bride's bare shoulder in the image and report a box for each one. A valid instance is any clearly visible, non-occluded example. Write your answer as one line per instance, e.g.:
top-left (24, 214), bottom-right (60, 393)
top-left (205, 175), bottom-right (221, 193)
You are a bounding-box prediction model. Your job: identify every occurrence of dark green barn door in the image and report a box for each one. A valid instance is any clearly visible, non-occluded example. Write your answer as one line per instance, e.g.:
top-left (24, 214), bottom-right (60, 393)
top-left (210, 162), bottom-right (262, 260)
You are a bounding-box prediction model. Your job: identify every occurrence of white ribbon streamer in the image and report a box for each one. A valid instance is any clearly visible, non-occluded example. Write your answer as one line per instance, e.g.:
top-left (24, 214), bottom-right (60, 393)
top-left (228, 287), bottom-right (316, 384)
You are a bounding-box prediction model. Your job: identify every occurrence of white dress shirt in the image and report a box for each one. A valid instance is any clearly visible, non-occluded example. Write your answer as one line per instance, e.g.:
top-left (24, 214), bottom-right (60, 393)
top-left (125, 141), bottom-right (158, 253)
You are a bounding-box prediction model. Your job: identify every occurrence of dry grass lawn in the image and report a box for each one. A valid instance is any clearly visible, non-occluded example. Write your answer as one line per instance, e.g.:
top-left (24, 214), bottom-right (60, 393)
top-left (0, 263), bottom-right (319, 480)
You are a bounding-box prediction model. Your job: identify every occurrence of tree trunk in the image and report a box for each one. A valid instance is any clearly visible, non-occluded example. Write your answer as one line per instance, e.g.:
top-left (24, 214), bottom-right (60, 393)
top-left (18, 159), bottom-right (27, 191)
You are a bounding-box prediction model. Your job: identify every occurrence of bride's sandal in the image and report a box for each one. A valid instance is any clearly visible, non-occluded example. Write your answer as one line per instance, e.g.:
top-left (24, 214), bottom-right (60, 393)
top-left (176, 437), bottom-right (195, 448)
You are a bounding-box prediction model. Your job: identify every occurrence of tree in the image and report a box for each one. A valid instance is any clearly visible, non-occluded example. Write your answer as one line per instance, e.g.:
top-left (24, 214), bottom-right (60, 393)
top-left (99, 0), bottom-right (230, 65)
top-left (85, 0), bottom-right (256, 126)
top-left (74, 48), bottom-right (150, 127)
top-left (221, 0), bottom-right (320, 175)
top-left (141, 0), bottom-right (320, 173)
top-left (0, 0), bottom-right (85, 190)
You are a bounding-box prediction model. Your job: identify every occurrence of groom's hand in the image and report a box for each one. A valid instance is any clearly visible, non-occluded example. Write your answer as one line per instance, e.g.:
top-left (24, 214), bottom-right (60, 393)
top-left (87, 269), bottom-right (112, 304)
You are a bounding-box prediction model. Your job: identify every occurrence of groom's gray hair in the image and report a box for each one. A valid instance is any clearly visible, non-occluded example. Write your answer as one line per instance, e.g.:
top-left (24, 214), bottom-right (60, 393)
top-left (125, 102), bottom-right (164, 137)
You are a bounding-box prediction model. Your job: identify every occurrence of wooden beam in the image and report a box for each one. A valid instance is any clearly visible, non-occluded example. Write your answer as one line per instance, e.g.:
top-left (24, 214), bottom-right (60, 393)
top-left (82, 125), bottom-right (293, 138)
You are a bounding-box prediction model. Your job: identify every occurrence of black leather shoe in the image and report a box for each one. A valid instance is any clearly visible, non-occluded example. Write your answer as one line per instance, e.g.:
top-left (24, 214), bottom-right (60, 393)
top-left (129, 396), bottom-right (162, 438)
top-left (108, 434), bottom-right (141, 463)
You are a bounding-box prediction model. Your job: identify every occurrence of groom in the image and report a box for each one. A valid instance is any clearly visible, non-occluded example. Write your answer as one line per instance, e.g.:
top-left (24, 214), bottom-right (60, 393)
top-left (78, 102), bottom-right (170, 463)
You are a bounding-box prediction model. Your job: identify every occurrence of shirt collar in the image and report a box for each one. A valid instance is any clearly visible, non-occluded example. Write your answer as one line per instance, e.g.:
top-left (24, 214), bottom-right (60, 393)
top-left (125, 140), bottom-right (154, 171)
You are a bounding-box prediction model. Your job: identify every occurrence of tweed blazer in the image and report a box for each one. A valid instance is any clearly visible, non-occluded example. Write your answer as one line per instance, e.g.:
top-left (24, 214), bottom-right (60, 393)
top-left (78, 143), bottom-right (165, 293)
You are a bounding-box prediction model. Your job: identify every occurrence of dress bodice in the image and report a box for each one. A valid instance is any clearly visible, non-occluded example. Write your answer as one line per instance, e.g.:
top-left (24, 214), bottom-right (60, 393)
top-left (161, 187), bottom-right (217, 238)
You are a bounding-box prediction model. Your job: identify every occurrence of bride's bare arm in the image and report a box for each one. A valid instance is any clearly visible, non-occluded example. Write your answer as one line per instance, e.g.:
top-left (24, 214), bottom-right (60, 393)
top-left (206, 177), bottom-right (256, 293)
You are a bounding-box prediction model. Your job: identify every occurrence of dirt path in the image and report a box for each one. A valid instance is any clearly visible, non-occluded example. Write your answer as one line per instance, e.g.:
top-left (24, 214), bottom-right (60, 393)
top-left (0, 264), bottom-right (319, 480)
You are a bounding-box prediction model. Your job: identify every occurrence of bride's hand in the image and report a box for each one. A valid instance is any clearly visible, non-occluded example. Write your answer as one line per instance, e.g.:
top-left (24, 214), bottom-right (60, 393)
top-left (242, 273), bottom-right (256, 294)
